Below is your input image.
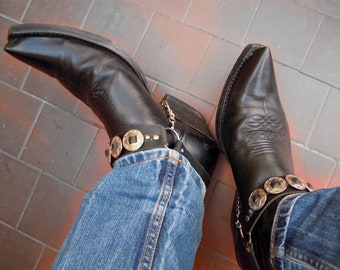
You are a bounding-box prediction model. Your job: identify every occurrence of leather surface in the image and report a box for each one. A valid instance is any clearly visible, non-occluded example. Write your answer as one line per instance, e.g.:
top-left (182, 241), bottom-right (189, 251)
top-left (216, 44), bottom-right (295, 269)
top-left (4, 24), bottom-right (218, 185)
top-left (216, 44), bottom-right (294, 205)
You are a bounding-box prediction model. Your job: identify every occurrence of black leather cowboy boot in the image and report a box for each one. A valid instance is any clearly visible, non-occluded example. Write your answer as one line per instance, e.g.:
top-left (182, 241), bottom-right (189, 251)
top-left (5, 23), bottom-right (218, 185)
top-left (216, 44), bottom-right (313, 269)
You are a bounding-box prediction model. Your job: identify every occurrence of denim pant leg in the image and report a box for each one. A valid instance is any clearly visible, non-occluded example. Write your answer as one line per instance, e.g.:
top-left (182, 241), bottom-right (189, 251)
top-left (52, 148), bottom-right (205, 270)
top-left (271, 187), bottom-right (340, 270)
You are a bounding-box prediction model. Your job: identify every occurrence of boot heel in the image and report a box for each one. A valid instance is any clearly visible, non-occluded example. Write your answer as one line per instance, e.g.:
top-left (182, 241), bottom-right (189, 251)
top-left (161, 94), bottom-right (213, 140)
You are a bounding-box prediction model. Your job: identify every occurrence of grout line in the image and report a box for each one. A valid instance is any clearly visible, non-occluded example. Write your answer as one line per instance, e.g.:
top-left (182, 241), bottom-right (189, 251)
top-left (273, 60), bottom-right (340, 90)
top-left (300, 14), bottom-right (325, 71)
top-left (0, 149), bottom-right (43, 174)
top-left (133, 10), bottom-right (156, 58)
top-left (73, 127), bottom-right (100, 186)
top-left (19, 66), bottom-right (31, 92)
top-left (185, 35), bottom-right (213, 92)
top-left (241, 0), bottom-right (262, 45)
top-left (0, 219), bottom-right (59, 252)
top-left (19, 0), bottom-right (33, 22)
top-left (80, 0), bottom-right (96, 30)
top-left (182, 0), bottom-right (194, 22)
top-left (15, 172), bottom-right (42, 228)
top-left (0, 13), bottom-right (21, 24)
top-left (291, 140), bottom-right (337, 162)
top-left (17, 102), bottom-right (45, 159)
top-left (33, 245), bottom-right (46, 270)
top-left (325, 162), bottom-right (337, 188)
top-left (305, 85), bottom-right (331, 145)
top-left (72, 100), bottom-right (81, 115)
top-left (41, 170), bottom-right (87, 194)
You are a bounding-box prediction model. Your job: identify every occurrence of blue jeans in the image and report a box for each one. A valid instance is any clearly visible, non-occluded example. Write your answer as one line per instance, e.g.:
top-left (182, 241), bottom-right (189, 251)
top-left (271, 188), bottom-right (340, 270)
top-left (52, 148), bottom-right (205, 269)
top-left (53, 148), bottom-right (340, 269)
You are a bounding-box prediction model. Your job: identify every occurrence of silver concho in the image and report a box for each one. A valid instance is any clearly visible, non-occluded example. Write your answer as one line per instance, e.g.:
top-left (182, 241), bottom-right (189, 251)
top-left (264, 177), bottom-right (288, 194)
top-left (248, 188), bottom-right (267, 211)
top-left (123, 129), bottom-right (144, 152)
top-left (285, 175), bottom-right (306, 190)
top-left (110, 136), bottom-right (123, 158)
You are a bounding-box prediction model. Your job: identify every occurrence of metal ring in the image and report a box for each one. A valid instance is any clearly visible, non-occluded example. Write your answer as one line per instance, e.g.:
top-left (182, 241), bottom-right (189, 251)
top-left (165, 127), bottom-right (181, 141)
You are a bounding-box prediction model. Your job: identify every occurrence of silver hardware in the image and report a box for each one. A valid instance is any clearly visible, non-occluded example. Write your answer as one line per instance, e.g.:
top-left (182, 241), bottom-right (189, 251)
top-left (122, 129), bottom-right (144, 151)
top-left (110, 136), bottom-right (123, 158)
top-left (264, 177), bottom-right (288, 194)
top-left (248, 188), bottom-right (267, 211)
top-left (306, 182), bottom-right (314, 192)
top-left (285, 175), bottom-right (306, 190)
top-left (161, 100), bottom-right (176, 130)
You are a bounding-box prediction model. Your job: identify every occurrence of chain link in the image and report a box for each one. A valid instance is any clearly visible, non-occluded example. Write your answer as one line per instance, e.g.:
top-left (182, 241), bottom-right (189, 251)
top-left (160, 100), bottom-right (176, 130)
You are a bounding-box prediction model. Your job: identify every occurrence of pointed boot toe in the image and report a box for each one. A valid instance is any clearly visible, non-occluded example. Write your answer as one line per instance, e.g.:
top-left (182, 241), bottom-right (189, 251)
top-left (216, 44), bottom-right (313, 269)
top-left (5, 24), bottom-right (218, 186)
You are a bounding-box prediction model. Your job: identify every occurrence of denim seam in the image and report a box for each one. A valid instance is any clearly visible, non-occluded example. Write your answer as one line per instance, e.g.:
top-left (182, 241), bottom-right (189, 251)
top-left (115, 155), bottom-right (182, 169)
top-left (139, 156), bottom-right (177, 270)
top-left (270, 193), bottom-right (304, 269)
top-left (285, 245), bottom-right (337, 270)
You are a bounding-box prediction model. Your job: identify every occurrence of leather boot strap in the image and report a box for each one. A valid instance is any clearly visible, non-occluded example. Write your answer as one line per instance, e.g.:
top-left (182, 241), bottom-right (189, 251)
top-left (105, 124), bottom-right (169, 166)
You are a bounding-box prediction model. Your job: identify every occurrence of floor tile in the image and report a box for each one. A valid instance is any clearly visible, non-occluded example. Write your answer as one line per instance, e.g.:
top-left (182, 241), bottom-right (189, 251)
top-left (0, 83), bottom-right (42, 156)
top-left (1, 17), bottom-right (29, 88)
top-left (302, 16), bottom-right (340, 88)
top-left (153, 83), bottom-right (216, 127)
top-left (211, 154), bottom-right (235, 188)
top-left (75, 128), bottom-right (111, 192)
top-left (23, 0), bottom-right (93, 27)
top-left (308, 88), bottom-right (340, 160)
top-left (0, 0), bottom-right (29, 21)
top-left (187, 38), bottom-right (242, 105)
top-left (186, 0), bottom-right (260, 44)
top-left (274, 62), bottom-right (330, 143)
top-left (136, 0), bottom-right (191, 19)
top-left (212, 256), bottom-right (240, 270)
top-left (193, 247), bottom-right (214, 270)
top-left (328, 164), bottom-right (340, 188)
top-left (0, 152), bottom-right (39, 227)
top-left (135, 13), bottom-right (210, 90)
top-left (35, 247), bottom-right (58, 270)
top-left (201, 182), bottom-right (236, 260)
top-left (292, 143), bottom-right (336, 189)
top-left (0, 0), bottom-right (339, 268)
top-left (295, 0), bottom-right (340, 20)
top-left (18, 174), bottom-right (84, 249)
top-left (21, 104), bottom-right (97, 182)
top-left (74, 101), bottom-right (103, 128)
top-left (0, 223), bottom-right (43, 270)
top-left (24, 68), bottom-right (78, 114)
top-left (244, 0), bottom-right (323, 68)
top-left (83, 0), bottom-right (154, 55)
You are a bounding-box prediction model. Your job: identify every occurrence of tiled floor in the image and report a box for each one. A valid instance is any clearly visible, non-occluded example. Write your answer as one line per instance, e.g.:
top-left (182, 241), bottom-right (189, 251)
top-left (1, 0), bottom-right (340, 269)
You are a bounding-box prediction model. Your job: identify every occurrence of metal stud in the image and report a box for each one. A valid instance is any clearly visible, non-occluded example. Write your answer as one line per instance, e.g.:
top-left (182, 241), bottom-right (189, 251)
top-left (306, 182), bottom-right (314, 192)
top-left (122, 129), bottom-right (144, 152)
top-left (248, 188), bottom-right (267, 211)
top-left (110, 136), bottom-right (123, 158)
top-left (285, 175), bottom-right (306, 190)
top-left (264, 177), bottom-right (288, 194)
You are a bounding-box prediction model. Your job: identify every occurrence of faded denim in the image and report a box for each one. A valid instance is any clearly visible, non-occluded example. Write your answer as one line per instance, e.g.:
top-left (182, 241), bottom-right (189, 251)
top-left (271, 188), bottom-right (340, 270)
top-left (52, 148), bottom-right (205, 270)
